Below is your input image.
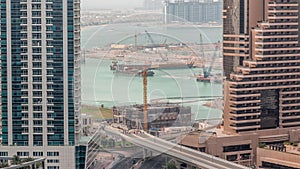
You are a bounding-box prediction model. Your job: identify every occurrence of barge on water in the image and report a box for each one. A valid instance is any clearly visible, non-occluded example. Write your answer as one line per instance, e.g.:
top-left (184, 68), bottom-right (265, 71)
top-left (196, 73), bottom-right (222, 83)
top-left (114, 69), bottom-right (155, 77)
top-left (110, 61), bottom-right (152, 71)
top-left (155, 62), bottom-right (194, 69)
top-left (110, 61), bottom-right (194, 71)
top-left (111, 61), bottom-right (154, 77)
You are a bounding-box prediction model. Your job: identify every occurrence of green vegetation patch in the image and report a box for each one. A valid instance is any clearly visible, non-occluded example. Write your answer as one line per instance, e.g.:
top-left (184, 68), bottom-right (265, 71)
top-left (82, 105), bottom-right (113, 119)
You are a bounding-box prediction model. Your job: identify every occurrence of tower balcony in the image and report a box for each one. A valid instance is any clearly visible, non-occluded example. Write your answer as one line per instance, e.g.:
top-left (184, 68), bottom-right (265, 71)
top-left (268, 2), bottom-right (298, 6)
top-left (229, 125), bottom-right (260, 130)
top-left (268, 16), bottom-right (299, 20)
top-left (230, 112), bottom-right (261, 117)
top-left (230, 106), bottom-right (261, 111)
top-left (230, 119), bottom-right (261, 124)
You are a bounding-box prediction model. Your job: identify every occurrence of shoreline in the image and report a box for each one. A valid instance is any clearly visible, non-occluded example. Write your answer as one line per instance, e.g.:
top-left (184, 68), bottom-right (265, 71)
top-left (81, 49), bottom-right (223, 70)
top-left (81, 23), bottom-right (222, 32)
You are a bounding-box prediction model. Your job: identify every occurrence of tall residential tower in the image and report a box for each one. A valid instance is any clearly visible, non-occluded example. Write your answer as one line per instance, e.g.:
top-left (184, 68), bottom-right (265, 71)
top-left (164, 0), bottom-right (222, 24)
top-left (0, 0), bottom-right (83, 168)
top-left (179, 1), bottom-right (300, 168)
top-left (223, 0), bottom-right (300, 134)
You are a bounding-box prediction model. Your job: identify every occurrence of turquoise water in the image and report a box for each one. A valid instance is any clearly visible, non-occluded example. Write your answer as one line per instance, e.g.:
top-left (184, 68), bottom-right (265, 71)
top-left (81, 24), bottom-right (223, 120)
top-left (81, 58), bottom-right (222, 120)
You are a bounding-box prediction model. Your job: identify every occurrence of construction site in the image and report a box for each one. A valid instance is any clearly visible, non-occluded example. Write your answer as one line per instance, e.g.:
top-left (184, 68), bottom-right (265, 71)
top-left (111, 60), bottom-right (193, 131)
top-left (83, 30), bottom-right (223, 82)
top-left (83, 30), bottom-right (223, 134)
top-left (112, 104), bottom-right (192, 131)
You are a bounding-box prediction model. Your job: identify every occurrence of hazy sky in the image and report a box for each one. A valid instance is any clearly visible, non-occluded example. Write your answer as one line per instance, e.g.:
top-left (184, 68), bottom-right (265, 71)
top-left (82, 0), bottom-right (143, 9)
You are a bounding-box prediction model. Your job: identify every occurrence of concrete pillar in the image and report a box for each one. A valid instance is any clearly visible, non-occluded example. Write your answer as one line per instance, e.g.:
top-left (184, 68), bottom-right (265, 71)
top-left (143, 148), bottom-right (153, 159)
top-left (121, 138), bottom-right (126, 147)
top-left (175, 161), bottom-right (181, 169)
top-left (143, 148), bottom-right (148, 159)
top-left (187, 164), bottom-right (196, 169)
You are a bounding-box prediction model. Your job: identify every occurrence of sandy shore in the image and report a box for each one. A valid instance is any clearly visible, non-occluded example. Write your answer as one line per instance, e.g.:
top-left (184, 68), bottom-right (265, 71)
top-left (82, 44), bottom-right (223, 70)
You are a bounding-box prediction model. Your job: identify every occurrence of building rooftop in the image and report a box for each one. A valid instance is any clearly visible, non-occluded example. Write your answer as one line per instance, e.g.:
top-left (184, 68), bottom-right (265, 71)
top-left (178, 126), bottom-right (240, 147)
top-left (79, 136), bottom-right (90, 144)
top-left (280, 144), bottom-right (300, 156)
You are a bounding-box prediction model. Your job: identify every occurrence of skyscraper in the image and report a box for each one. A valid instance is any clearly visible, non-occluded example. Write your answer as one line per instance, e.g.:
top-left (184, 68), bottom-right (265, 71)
top-left (179, 1), bottom-right (300, 168)
top-left (164, 0), bottom-right (222, 24)
top-left (0, 0), bottom-right (83, 168)
top-left (223, 0), bottom-right (300, 134)
top-left (143, 0), bottom-right (163, 10)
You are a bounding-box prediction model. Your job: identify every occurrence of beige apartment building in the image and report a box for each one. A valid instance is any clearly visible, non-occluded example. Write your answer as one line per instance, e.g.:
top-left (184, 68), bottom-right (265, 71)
top-left (179, 0), bottom-right (300, 168)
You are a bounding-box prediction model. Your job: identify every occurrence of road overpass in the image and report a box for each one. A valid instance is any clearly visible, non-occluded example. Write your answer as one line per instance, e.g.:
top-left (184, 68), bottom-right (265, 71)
top-left (104, 126), bottom-right (249, 169)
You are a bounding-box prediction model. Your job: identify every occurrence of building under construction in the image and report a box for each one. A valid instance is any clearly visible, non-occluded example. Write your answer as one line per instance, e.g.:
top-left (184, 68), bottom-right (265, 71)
top-left (163, 0), bottom-right (222, 24)
top-left (112, 104), bottom-right (192, 130)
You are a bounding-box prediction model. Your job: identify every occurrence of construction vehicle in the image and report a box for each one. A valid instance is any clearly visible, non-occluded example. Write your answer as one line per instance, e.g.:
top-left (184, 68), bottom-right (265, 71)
top-left (196, 41), bottom-right (221, 82)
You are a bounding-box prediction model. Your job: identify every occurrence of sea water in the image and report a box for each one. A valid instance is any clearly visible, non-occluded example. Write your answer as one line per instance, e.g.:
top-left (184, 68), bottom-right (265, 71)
top-left (81, 23), bottom-right (223, 120)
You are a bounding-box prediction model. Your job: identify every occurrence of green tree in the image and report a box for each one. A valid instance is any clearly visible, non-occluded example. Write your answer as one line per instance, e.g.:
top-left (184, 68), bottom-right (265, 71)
top-left (259, 143), bottom-right (266, 148)
top-left (22, 157), bottom-right (34, 163)
top-left (166, 161), bottom-right (177, 169)
top-left (11, 155), bottom-right (22, 165)
top-left (36, 162), bottom-right (42, 169)
top-left (0, 162), bottom-right (8, 168)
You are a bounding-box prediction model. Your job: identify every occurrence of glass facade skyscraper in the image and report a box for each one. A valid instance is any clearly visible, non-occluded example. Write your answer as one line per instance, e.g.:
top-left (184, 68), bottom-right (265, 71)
top-left (0, 0), bottom-right (82, 168)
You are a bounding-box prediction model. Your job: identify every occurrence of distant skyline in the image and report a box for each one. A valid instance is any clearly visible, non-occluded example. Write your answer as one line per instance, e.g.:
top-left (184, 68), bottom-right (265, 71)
top-left (82, 0), bottom-right (143, 9)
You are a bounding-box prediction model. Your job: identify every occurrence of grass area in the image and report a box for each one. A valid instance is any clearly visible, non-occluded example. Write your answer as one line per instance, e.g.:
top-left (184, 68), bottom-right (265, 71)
top-left (82, 104), bottom-right (113, 119)
top-left (115, 141), bottom-right (133, 147)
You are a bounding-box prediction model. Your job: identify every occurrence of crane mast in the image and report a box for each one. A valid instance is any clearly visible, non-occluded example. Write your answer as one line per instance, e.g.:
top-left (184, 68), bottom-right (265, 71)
top-left (145, 30), bottom-right (168, 61)
top-left (203, 41), bottom-right (220, 78)
top-left (143, 69), bottom-right (148, 131)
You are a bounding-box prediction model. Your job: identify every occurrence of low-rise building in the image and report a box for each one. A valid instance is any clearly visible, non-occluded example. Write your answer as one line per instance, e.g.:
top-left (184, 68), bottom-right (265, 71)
top-left (113, 104), bottom-right (192, 130)
top-left (82, 114), bottom-right (94, 127)
top-left (178, 127), bottom-right (300, 168)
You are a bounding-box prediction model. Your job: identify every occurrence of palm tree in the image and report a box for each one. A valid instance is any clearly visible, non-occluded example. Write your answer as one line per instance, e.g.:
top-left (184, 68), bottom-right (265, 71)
top-left (11, 155), bottom-right (22, 165)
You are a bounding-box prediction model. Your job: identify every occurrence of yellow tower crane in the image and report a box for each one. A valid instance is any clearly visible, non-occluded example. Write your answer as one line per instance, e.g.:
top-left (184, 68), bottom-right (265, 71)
top-left (143, 69), bottom-right (148, 131)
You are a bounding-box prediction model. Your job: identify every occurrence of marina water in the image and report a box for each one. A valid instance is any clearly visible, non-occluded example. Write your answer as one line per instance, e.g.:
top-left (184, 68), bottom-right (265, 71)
top-left (81, 24), bottom-right (223, 120)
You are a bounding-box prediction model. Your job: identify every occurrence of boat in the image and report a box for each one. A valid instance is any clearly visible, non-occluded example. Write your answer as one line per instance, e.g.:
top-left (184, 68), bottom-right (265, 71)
top-left (114, 69), bottom-right (155, 77)
top-left (156, 62), bottom-right (194, 69)
top-left (196, 75), bottom-right (211, 82)
top-left (111, 61), bottom-right (154, 77)
top-left (110, 61), bottom-right (152, 71)
top-left (196, 73), bottom-right (222, 83)
top-left (110, 61), bottom-right (194, 72)
top-left (110, 61), bottom-right (118, 70)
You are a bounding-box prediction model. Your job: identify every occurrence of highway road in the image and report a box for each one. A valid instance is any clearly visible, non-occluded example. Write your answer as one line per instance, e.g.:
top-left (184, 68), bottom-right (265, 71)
top-left (139, 155), bottom-right (168, 169)
top-left (104, 126), bottom-right (249, 169)
top-left (111, 157), bottom-right (138, 169)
